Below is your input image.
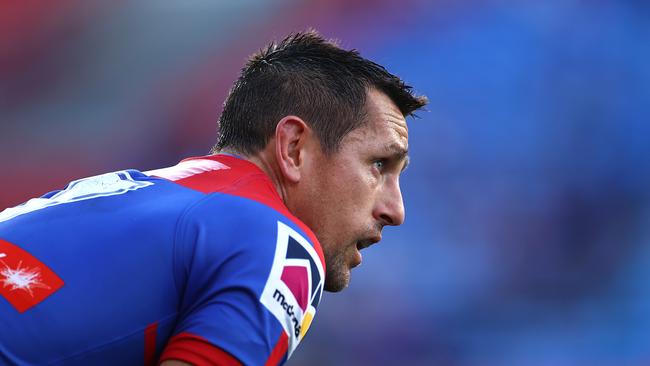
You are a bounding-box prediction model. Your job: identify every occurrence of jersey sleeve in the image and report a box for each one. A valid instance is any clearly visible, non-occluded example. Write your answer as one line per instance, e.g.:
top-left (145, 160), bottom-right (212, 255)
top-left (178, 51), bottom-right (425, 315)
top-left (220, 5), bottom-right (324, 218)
top-left (160, 194), bottom-right (324, 366)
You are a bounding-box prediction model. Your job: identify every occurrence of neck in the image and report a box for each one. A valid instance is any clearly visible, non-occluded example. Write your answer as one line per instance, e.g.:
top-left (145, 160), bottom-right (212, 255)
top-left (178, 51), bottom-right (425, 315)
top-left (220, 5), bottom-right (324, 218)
top-left (220, 148), bottom-right (289, 204)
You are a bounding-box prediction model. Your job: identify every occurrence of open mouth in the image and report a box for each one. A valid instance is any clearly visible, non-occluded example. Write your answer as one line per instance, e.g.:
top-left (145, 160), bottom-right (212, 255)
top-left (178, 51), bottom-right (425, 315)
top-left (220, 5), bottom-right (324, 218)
top-left (353, 237), bottom-right (381, 267)
top-left (356, 237), bottom-right (378, 251)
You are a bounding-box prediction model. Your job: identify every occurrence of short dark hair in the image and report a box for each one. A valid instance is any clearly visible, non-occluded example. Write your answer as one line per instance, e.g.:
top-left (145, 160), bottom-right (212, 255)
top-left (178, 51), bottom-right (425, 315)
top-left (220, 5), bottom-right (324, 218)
top-left (213, 30), bottom-right (427, 155)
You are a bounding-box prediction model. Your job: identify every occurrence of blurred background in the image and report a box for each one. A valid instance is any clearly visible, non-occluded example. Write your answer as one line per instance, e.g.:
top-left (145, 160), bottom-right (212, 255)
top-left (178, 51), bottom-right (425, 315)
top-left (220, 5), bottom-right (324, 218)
top-left (2, 0), bottom-right (649, 365)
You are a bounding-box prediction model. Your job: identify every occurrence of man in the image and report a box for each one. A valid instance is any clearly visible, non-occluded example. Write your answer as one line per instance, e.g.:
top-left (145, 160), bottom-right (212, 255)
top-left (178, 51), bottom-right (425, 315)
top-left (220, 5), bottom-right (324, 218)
top-left (0, 31), bottom-right (426, 365)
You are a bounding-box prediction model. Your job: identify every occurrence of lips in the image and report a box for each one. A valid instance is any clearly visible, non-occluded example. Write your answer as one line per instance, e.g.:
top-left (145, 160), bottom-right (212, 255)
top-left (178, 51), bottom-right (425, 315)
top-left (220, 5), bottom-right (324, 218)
top-left (356, 235), bottom-right (381, 251)
top-left (356, 241), bottom-right (369, 251)
top-left (352, 234), bottom-right (381, 268)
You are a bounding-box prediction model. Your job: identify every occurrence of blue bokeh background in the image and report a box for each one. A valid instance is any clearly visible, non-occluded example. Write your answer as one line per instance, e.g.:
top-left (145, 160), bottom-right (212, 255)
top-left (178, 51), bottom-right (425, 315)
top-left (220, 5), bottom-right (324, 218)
top-left (1, 1), bottom-right (649, 365)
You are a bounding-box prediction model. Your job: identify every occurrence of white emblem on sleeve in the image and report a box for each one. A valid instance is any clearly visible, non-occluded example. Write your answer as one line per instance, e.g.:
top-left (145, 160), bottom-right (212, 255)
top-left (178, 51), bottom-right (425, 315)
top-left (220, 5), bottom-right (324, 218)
top-left (0, 171), bottom-right (153, 223)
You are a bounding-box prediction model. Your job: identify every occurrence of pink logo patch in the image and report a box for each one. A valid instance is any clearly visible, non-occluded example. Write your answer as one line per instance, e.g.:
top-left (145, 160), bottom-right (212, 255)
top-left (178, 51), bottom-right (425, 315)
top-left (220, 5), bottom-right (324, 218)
top-left (281, 266), bottom-right (309, 312)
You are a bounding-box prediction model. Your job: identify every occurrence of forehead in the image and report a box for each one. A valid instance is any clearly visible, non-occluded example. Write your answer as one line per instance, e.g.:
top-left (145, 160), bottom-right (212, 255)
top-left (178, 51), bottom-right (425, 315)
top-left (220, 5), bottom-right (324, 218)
top-left (343, 88), bottom-right (409, 148)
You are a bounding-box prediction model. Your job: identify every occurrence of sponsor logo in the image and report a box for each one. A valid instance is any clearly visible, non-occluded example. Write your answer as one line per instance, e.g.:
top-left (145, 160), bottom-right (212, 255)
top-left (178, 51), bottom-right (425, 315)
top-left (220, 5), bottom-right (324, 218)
top-left (260, 221), bottom-right (324, 357)
top-left (273, 289), bottom-right (301, 337)
top-left (0, 239), bottom-right (64, 313)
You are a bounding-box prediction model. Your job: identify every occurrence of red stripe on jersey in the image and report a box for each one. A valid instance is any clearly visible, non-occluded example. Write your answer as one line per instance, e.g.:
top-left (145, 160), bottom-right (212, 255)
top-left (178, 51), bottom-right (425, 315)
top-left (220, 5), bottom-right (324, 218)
top-left (0, 239), bottom-right (64, 313)
top-left (264, 331), bottom-right (288, 366)
top-left (167, 155), bottom-right (326, 272)
top-left (144, 321), bottom-right (158, 366)
top-left (159, 333), bottom-right (242, 366)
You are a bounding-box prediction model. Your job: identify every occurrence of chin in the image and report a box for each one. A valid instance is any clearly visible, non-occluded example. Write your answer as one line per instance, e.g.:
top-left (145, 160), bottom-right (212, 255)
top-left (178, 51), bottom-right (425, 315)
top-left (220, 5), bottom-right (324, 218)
top-left (324, 268), bottom-right (351, 292)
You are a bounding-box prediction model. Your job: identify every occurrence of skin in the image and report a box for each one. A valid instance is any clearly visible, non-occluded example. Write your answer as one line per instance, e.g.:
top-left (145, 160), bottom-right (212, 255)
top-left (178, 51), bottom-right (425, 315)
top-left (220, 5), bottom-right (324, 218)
top-left (250, 87), bottom-right (408, 292)
top-left (161, 88), bottom-right (409, 365)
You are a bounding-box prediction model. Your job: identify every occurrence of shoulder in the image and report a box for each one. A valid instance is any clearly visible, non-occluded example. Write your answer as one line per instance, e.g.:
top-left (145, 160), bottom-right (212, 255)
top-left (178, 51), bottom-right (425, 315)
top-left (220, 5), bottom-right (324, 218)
top-left (176, 193), bottom-right (325, 356)
top-left (176, 192), bottom-right (321, 277)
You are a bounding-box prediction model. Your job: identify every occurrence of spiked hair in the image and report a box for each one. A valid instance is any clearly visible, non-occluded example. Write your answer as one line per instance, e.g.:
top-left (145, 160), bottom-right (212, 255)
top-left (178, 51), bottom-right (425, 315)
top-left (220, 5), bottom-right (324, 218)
top-left (213, 30), bottom-right (427, 155)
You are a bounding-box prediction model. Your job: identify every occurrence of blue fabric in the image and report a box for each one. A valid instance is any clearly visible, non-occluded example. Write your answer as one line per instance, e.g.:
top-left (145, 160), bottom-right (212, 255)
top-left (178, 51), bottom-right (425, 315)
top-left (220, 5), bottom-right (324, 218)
top-left (0, 164), bottom-right (318, 365)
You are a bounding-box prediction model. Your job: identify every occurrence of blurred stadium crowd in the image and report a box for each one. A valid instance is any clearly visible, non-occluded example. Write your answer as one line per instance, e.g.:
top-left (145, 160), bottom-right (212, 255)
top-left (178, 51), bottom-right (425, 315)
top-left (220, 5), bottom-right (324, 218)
top-left (1, 1), bottom-right (649, 365)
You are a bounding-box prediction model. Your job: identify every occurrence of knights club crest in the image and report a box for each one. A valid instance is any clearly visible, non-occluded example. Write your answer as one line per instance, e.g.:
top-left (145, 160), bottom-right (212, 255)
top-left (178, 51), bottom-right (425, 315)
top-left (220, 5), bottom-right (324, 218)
top-left (0, 239), bottom-right (64, 313)
top-left (260, 221), bottom-right (325, 356)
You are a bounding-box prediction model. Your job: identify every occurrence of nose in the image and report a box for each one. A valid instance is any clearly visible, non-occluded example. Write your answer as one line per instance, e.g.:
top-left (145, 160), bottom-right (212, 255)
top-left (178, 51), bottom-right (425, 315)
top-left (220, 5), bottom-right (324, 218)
top-left (373, 176), bottom-right (405, 227)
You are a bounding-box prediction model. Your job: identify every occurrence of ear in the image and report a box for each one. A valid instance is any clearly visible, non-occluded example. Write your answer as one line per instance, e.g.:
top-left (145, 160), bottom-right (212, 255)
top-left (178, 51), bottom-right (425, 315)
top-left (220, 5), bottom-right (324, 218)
top-left (274, 115), bottom-right (310, 183)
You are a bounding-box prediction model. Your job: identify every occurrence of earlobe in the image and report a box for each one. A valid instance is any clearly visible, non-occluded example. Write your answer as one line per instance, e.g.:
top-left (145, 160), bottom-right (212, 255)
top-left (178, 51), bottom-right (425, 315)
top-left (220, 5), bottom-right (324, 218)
top-left (275, 116), bottom-right (309, 184)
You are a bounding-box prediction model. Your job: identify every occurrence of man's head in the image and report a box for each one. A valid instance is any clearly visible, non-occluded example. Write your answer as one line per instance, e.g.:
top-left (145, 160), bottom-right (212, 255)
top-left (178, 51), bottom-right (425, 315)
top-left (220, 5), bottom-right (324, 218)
top-left (214, 30), bottom-right (427, 292)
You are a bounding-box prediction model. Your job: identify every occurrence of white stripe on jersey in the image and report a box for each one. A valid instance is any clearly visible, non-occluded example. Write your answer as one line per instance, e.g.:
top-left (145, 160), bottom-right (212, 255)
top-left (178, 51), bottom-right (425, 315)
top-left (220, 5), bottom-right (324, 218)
top-left (145, 159), bottom-right (229, 181)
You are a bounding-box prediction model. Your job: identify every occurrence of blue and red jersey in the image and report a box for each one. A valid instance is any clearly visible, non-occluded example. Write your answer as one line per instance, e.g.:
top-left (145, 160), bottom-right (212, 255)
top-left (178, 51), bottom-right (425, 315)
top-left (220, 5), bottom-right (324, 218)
top-left (0, 154), bottom-right (325, 366)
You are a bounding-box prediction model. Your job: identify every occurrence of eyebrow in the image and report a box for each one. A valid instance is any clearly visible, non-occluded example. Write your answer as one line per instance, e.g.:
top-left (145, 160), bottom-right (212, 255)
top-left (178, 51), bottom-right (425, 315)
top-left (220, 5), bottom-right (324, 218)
top-left (385, 143), bottom-right (410, 172)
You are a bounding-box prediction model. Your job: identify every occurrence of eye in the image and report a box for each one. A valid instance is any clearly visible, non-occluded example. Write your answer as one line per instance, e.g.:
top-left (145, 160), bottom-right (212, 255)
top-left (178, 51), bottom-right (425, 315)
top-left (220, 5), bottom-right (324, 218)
top-left (373, 159), bottom-right (386, 171)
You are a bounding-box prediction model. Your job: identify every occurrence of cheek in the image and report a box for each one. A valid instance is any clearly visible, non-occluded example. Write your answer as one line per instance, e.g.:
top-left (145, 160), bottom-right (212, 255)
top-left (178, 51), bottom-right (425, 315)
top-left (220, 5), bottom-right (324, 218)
top-left (329, 178), bottom-right (375, 239)
top-left (312, 165), bottom-right (375, 235)
top-left (326, 180), bottom-right (366, 221)
top-left (344, 174), bottom-right (376, 214)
